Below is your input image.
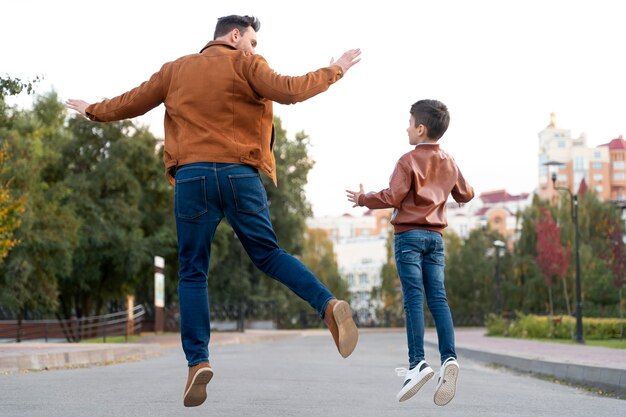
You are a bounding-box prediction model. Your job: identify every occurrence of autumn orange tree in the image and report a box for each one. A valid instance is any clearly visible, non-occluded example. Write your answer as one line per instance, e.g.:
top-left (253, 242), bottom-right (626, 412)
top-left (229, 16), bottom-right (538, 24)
top-left (0, 149), bottom-right (25, 260)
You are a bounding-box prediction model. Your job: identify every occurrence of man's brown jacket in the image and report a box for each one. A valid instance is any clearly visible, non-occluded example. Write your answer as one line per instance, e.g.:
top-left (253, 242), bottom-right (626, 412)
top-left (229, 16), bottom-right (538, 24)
top-left (86, 41), bottom-right (344, 185)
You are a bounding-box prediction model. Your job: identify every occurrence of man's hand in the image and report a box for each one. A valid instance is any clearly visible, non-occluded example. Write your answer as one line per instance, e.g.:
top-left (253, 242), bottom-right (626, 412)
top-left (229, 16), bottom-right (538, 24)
top-left (346, 183), bottom-right (365, 207)
top-left (65, 99), bottom-right (90, 117)
top-left (330, 48), bottom-right (361, 74)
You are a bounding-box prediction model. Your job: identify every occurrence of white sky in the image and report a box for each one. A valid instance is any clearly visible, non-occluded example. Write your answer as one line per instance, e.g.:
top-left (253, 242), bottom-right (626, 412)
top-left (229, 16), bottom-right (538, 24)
top-left (3, 0), bottom-right (625, 217)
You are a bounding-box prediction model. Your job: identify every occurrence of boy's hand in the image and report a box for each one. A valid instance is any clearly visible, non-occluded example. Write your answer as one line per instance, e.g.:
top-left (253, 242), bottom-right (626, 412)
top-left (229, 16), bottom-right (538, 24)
top-left (346, 184), bottom-right (365, 207)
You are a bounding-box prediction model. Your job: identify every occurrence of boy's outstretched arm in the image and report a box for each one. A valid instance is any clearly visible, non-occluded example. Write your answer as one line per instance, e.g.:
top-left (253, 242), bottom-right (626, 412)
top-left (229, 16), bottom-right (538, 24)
top-left (346, 184), bottom-right (365, 207)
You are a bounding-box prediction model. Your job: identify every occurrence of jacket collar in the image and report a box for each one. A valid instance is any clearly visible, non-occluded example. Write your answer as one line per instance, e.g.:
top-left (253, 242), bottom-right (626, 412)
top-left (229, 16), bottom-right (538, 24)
top-left (199, 40), bottom-right (237, 54)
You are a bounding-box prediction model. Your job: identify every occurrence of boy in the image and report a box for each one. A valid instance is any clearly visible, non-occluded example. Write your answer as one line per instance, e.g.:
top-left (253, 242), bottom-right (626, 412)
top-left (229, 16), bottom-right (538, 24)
top-left (346, 99), bottom-right (473, 405)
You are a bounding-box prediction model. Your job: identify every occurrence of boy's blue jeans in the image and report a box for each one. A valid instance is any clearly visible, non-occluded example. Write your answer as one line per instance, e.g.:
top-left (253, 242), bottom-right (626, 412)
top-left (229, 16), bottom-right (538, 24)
top-left (175, 162), bottom-right (334, 366)
top-left (394, 229), bottom-right (456, 368)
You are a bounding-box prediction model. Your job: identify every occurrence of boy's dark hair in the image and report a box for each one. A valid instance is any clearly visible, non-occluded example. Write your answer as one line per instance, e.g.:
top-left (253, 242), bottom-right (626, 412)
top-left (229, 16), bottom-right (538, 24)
top-left (410, 99), bottom-right (450, 140)
top-left (214, 15), bottom-right (261, 39)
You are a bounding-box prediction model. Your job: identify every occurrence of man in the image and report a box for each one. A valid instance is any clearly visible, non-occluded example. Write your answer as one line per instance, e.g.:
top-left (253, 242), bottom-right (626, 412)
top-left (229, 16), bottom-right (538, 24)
top-left (66, 14), bottom-right (361, 407)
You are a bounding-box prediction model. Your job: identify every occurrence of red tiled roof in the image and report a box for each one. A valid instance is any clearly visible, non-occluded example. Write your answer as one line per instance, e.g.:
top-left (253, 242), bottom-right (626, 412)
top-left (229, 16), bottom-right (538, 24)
top-left (599, 135), bottom-right (626, 150)
top-left (480, 189), bottom-right (529, 204)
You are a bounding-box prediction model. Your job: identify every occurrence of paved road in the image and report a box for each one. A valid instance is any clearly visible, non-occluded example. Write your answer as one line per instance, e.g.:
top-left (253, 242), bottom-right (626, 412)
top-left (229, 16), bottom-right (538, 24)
top-left (0, 331), bottom-right (624, 417)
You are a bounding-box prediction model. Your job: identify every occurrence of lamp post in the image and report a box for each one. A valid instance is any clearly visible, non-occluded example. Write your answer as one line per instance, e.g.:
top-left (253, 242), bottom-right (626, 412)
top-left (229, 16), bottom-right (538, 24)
top-left (493, 240), bottom-right (505, 316)
top-left (544, 162), bottom-right (584, 343)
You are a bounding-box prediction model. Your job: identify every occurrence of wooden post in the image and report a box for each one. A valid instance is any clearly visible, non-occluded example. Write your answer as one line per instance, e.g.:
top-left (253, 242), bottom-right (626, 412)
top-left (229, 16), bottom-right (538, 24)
top-left (127, 295), bottom-right (135, 337)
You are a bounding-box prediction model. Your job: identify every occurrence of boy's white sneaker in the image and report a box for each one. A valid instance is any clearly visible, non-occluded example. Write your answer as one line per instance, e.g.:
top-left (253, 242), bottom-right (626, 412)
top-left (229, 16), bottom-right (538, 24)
top-left (395, 361), bottom-right (434, 402)
top-left (433, 357), bottom-right (459, 406)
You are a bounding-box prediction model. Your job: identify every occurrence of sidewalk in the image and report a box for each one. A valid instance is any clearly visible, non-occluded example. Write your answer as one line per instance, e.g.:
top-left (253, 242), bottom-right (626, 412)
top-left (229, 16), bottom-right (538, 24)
top-left (1, 328), bottom-right (624, 395)
top-left (424, 328), bottom-right (626, 395)
top-left (0, 329), bottom-right (300, 374)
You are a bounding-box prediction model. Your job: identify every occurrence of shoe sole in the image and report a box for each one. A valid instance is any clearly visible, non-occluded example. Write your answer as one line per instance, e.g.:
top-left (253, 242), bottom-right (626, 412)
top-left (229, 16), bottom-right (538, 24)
top-left (333, 301), bottom-right (358, 358)
top-left (183, 367), bottom-right (214, 407)
top-left (397, 369), bottom-right (434, 402)
top-left (434, 362), bottom-right (459, 406)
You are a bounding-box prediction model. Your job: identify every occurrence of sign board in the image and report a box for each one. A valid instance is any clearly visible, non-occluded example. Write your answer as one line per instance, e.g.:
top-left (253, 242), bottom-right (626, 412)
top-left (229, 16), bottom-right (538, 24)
top-left (154, 256), bottom-right (165, 270)
top-left (154, 272), bottom-right (165, 308)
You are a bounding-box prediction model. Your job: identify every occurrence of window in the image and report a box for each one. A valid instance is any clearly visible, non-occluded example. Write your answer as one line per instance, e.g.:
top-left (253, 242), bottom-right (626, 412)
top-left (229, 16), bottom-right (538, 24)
top-left (593, 174), bottom-right (603, 182)
top-left (594, 151), bottom-right (602, 158)
top-left (558, 141), bottom-right (566, 148)
top-left (359, 273), bottom-right (368, 285)
top-left (613, 161), bottom-right (625, 170)
top-left (592, 162), bottom-right (603, 170)
top-left (613, 173), bottom-right (625, 181)
top-left (574, 157), bottom-right (585, 171)
top-left (595, 185), bottom-right (604, 192)
top-left (347, 274), bottom-right (354, 286)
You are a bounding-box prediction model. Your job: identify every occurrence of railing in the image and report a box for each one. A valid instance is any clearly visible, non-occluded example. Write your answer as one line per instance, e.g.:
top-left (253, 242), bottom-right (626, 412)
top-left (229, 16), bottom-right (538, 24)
top-left (0, 304), bottom-right (146, 343)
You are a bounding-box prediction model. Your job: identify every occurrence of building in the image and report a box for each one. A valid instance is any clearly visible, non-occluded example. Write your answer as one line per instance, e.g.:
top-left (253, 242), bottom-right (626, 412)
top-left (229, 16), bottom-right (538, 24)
top-left (307, 210), bottom-right (391, 324)
top-left (446, 189), bottom-right (532, 244)
top-left (537, 113), bottom-right (625, 203)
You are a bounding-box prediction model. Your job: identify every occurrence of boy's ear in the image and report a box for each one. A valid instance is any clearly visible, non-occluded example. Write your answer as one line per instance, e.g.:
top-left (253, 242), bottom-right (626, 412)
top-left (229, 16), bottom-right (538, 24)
top-left (418, 124), bottom-right (428, 137)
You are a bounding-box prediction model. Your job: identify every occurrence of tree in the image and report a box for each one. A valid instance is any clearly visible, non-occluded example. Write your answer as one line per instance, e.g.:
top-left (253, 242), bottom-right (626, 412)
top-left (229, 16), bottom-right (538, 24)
top-left (446, 227), bottom-right (504, 323)
top-left (535, 207), bottom-right (570, 318)
top-left (376, 225), bottom-right (403, 325)
top-left (0, 91), bottom-right (80, 320)
top-left (56, 114), bottom-right (175, 326)
top-left (0, 149), bottom-right (25, 260)
top-left (0, 76), bottom-right (39, 262)
top-left (302, 228), bottom-right (349, 299)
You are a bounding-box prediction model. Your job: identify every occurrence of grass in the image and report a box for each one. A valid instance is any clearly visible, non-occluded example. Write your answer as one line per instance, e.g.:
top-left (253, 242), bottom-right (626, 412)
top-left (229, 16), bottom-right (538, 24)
top-left (529, 337), bottom-right (626, 349)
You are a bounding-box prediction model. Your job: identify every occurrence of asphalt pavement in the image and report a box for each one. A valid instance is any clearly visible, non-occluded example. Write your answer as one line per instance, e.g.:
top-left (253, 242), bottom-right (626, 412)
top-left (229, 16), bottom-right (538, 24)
top-left (1, 330), bottom-right (624, 417)
top-left (1, 327), bottom-right (625, 396)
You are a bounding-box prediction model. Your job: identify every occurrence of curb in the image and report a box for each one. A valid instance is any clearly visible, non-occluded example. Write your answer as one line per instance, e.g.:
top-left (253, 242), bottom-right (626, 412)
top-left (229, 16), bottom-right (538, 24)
top-left (0, 344), bottom-right (158, 374)
top-left (425, 340), bottom-right (626, 395)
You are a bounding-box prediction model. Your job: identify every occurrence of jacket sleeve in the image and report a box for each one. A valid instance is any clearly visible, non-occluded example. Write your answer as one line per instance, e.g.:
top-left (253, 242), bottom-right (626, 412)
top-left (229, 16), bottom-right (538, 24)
top-left (358, 160), bottom-right (412, 209)
top-left (85, 65), bottom-right (168, 122)
top-left (451, 168), bottom-right (474, 203)
top-left (244, 55), bottom-right (344, 105)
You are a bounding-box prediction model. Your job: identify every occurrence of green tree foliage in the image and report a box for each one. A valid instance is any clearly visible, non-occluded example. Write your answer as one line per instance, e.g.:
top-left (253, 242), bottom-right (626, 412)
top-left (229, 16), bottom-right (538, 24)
top-left (445, 227), bottom-right (506, 323)
top-left (57, 115), bottom-right (175, 319)
top-left (0, 89), bottom-right (176, 325)
top-left (0, 92), bottom-right (79, 315)
top-left (0, 75), bottom-right (39, 263)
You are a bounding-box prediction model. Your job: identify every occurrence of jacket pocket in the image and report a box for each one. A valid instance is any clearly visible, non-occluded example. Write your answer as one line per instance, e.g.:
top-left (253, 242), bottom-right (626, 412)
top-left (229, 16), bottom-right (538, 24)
top-left (228, 173), bottom-right (268, 214)
top-left (175, 176), bottom-right (208, 219)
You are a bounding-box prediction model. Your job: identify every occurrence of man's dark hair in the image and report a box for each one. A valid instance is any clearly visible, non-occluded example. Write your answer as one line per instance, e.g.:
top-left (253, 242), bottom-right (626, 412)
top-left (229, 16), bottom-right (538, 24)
top-left (214, 15), bottom-right (260, 39)
top-left (410, 99), bottom-right (450, 140)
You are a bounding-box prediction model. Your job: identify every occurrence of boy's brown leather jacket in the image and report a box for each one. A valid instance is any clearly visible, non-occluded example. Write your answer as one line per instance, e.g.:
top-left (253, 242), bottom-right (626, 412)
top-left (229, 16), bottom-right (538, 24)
top-left (358, 143), bottom-right (474, 234)
top-left (85, 41), bottom-right (344, 185)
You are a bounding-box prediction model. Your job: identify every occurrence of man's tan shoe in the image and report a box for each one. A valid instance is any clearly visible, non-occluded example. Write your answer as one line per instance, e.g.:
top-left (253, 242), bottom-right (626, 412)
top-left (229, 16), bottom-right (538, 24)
top-left (183, 362), bottom-right (213, 407)
top-left (323, 300), bottom-right (358, 358)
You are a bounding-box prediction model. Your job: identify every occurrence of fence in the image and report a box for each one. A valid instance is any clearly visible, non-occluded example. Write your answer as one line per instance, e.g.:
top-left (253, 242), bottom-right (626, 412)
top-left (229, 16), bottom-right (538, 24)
top-left (0, 304), bottom-right (146, 343)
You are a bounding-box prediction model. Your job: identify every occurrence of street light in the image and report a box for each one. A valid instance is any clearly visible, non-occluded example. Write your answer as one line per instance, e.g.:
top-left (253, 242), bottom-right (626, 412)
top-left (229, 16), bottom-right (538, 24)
top-left (493, 240), bottom-right (506, 316)
top-left (543, 162), bottom-right (584, 344)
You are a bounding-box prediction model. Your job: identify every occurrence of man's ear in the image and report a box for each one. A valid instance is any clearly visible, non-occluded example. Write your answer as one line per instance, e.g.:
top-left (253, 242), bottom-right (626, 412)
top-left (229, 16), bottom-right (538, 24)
top-left (231, 28), bottom-right (240, 42)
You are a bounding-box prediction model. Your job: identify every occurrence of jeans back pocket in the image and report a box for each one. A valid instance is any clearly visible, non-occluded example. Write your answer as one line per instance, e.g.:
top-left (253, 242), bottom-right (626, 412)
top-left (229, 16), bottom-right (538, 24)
top-left (175, 176), bottom-right (208, 219)
top-left (228, 173), bottom-right (268, 214)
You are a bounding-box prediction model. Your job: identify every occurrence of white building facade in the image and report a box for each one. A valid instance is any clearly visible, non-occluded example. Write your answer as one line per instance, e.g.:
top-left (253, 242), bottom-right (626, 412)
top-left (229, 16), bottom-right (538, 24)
top-left (307, 210), bottom-right (391, 324)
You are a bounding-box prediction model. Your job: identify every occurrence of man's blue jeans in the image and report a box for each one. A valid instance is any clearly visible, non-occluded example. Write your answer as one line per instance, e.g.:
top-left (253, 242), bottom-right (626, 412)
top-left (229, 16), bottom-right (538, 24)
top-left (394, 229), bottom-right (456, 368)
top-left (175, 163), bottom-right (334, 366)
